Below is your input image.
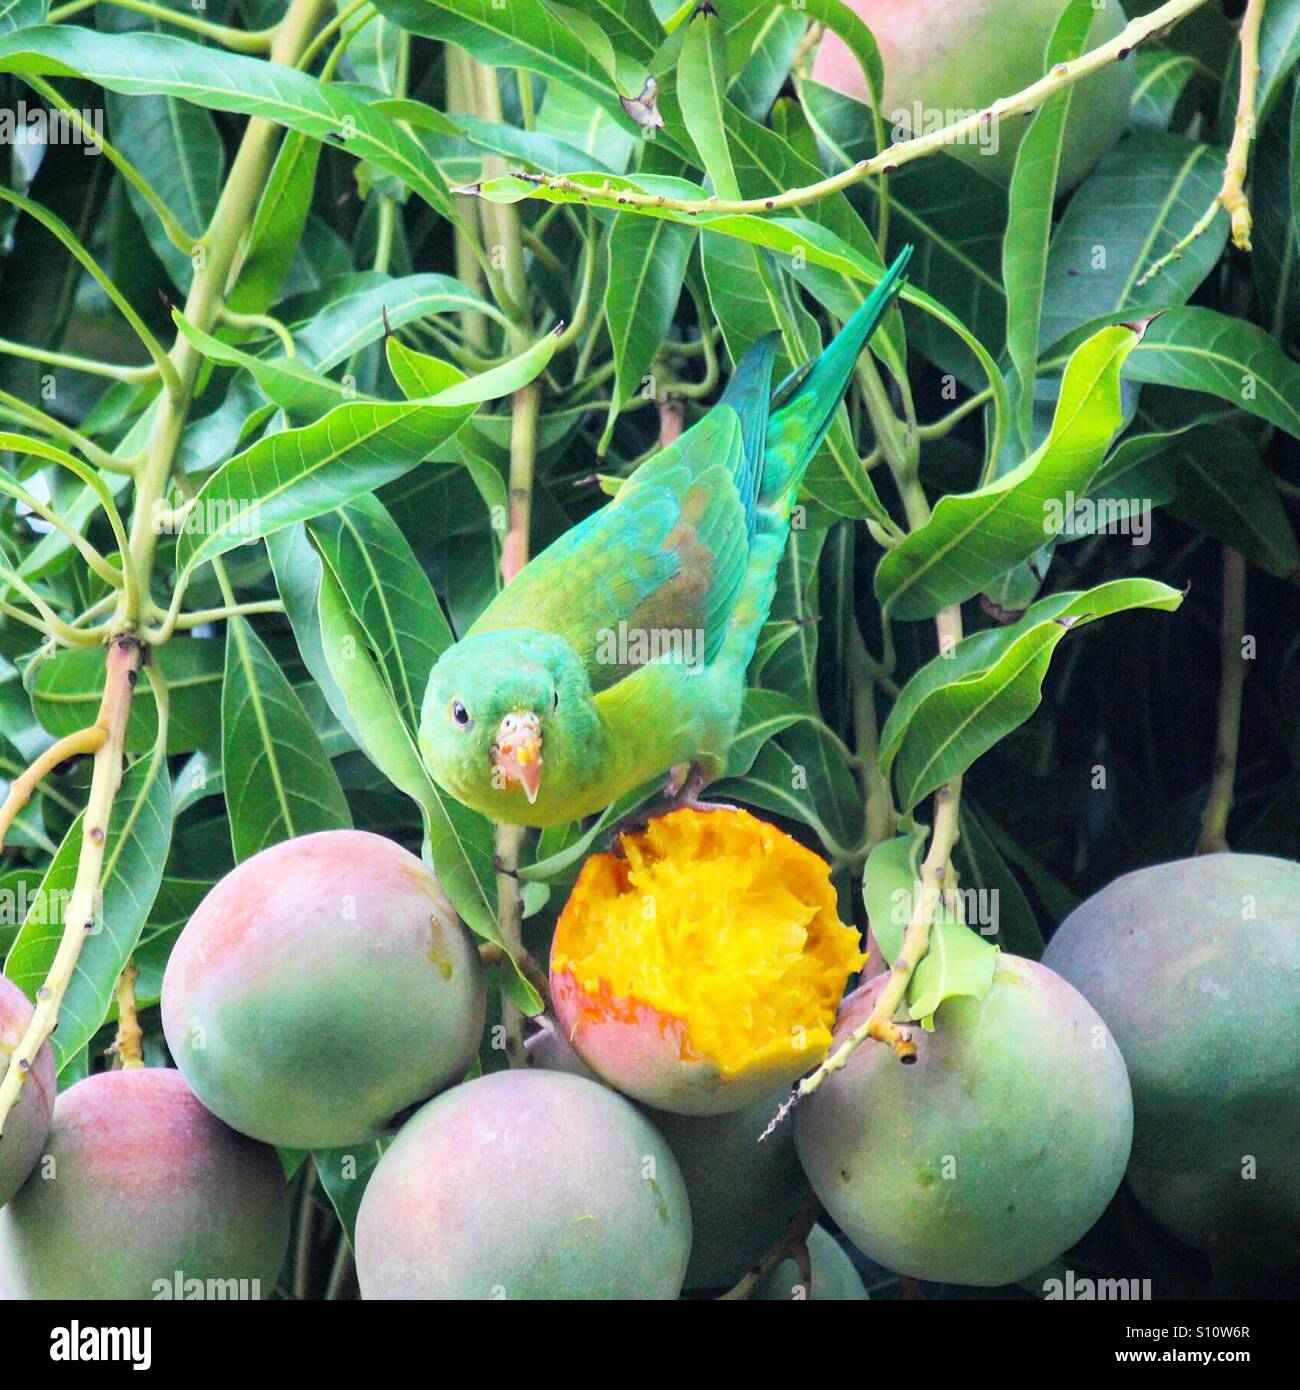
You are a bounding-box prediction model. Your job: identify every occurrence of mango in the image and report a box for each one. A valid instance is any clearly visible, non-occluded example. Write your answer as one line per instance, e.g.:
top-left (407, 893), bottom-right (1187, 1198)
top-left (796, 955), bottom-right (1133, 1285)
top-left (0, 1068), bottom-right (289, 1299)
top-left (355, 1069), bottom-right (692, 1299)
top-left (1043, 853), bottom-right (1300, 1253)
top-left (0, 976), bottom-right (54, 1209)
top-left (162, 829), bottom-right (485, 1149)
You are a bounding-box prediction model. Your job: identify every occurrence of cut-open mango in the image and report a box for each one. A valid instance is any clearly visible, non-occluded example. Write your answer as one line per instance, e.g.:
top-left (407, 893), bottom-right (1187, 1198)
top-left (551, 808), bottom-right (865, 1114)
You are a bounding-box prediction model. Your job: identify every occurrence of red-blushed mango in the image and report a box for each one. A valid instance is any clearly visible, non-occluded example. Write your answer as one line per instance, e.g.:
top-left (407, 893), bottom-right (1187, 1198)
top-left (813, 0), bottom-right (1134, 190)
top-left (162, 830), bottom-right (485, 1149)
top-left (796, 955), bottom-right (1133, 1286)
top-left (753, 1225), bottom-right (869, 1301)
top-left (0, 1068), bottom-right (289, 1299)
top-left (527, 1018), bottom-right (810, 1291)
top-left (0, 976), bottom-right (54, 1209)
top-left (1043, 853), bottom-right (1300, 1253)
top-left (550, 808), bottom-right (864, 1116)
top-left (355, 1068), bottom-right (692, 1299)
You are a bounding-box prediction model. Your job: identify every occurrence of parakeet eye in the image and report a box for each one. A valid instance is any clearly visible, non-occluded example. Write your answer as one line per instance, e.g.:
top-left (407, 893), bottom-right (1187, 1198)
top-left (451, 698), bottom-right (472, 729)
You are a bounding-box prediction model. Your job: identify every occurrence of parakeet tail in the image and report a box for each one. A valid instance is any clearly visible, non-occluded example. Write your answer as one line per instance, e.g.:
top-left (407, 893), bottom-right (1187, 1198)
top-left (763, 244), bottom-right (914, 506)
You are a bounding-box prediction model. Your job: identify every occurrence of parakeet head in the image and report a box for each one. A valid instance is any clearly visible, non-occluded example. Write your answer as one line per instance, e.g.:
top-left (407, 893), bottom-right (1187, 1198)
top-left (419, 629), bottom-right (599, 825)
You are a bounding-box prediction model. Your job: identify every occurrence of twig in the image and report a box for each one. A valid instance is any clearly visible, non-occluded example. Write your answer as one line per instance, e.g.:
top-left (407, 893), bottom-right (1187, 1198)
top-left (1196, 547), bottom-right (1247, 854)
top-left (479, 0), bottom-right (1211, 220)
top-left (1137, 0), bottom-right (1265, 285)
top-left (0, 726), bottom-right (108, 850)
top-left (717, 1197), bottom-right (820, 1300)
top-left (112, 961), bottom-right (144, 1069)
top-left (0, 635), bottom-right (143, 1137)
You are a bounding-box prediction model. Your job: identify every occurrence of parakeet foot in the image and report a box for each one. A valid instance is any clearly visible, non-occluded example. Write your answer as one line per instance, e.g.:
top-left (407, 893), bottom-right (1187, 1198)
top-left (603, 764), bottom-right (736, 852)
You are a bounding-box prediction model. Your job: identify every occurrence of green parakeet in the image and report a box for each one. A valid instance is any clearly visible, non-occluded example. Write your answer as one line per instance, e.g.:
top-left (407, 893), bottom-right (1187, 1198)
top-left (419, 247), bottom-right (913, 828)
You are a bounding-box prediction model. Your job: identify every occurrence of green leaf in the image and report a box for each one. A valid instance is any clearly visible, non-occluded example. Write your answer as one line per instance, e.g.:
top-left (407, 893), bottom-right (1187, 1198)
top-left (172, 310), bottom-right (360, 421)
top-left (862, 832), bottom-right (922, 965)
top-left (384, 336), bottom-right (464, 398)
top-left (904, 920), bottom-right (998, 1028)
top-left (1257, 0), bottom-right (1300, 120)
top-left (1040, 135), bottom-right (1228, 350)
top-left (221, 617), bottom-right (352, 862)
top-left (877, 324), bottom-right (1140, 620)
top-left (1123, 306), bottom-right (1300, 441)
top-left (601, 215), bottom-right (694, 442)
top-left (880, 578), bottom-right (1184, 812)
top-left (4, 750), bottom-right (172, 1071)
top-left (954, 802), bottom-right (1044, 961)
top-left (677, 3), bottom-right (738, 197)
top-left (314, 1141), bottom-right (390, 1247)
top-left (32, 639), bottom-right (223, 756)
top-left (1002, 0), bottom-right (1095, 446)
top-left (0, 0), bottom-right (45, 34)
top-left (0, 26), bottom-right (460, 221)
top-left (1166, 425), bottom-right (1299, 578)
top-left (227, 132), bottom-right (321, 317)
top-left (1129, 49), bottom-right (1200, 133)
top-left (372, 0), bottom-right (639, 131)
top-left (307, 495), bottom-right (452, 734)
top-left (314, 560), bottom-right (498, 941)
top-left (174, 394), bottom-right (477, 582)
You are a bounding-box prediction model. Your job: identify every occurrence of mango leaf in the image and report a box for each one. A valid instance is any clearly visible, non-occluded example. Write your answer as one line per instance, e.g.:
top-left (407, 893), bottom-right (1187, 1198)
top-left (0, 0), bottom-right (46, 34)
top-left (713, 741), bottom-right (853, 860)
top-left (314, 559), bottom-right (498, 942)
top-left (904, 920), bottom-right (998, 1028)
top-left (601, 209), bottom-right (694, 450)
top-left (1129, 49), bottom-right (1200, 133)
top-left (1123, 306), bottom-right (1300, 441)
top-left (1003, 0), bottom-right (1095, 447)
top-left (106, 88), bottom-right (222, 290)
top-left (1257, 0), bottom-right (1300, 120)
top-left (293, 274), bottom-right (507, 370)
top-left (3, 749), bottom-right (171, 1071)
top-left (372, 0), bottom-right (639, 130)
top-left (175, 329), bottom-right (557, 580)
top-left (384, 335), bottom-right (463, 398)
top-left (1166, 425), bottom-right (1300, 578)
top-left (221, 617), bottom-right (352, 862)
top-left (32, 638), bottom-right (223, 755)
top-left (954, 802), bottom-right (1044, 960)
top-left (227, 132), bottom-right (322, 316)
top-left (677, 4), bottom-right (737, 196)
top-left (172, 312), bottom-right (361, 421)
top-left (0, 27), bottom-right (461, 222)
top-left (877, 324), bottom-right (1141, 620)
top-left (1040, 135), bottom-right (1228, 350)
top-left (314, 1141), bottom-right (390, 1247)
top-left (862, 832), bottom-right (922, 965)
top-left (307, 495), bottom-right (452, 735)
top-left (880, 577), bottom-right (1184, 812)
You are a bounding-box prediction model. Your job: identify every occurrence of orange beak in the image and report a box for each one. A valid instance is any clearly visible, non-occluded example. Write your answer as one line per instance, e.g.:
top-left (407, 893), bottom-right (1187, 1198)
top-left (493, 711), bottom-right (542, 804)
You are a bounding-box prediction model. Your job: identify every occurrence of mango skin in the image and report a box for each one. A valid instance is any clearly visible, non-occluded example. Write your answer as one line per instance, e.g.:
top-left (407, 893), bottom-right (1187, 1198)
top-left (355, 1069), bottom-right (692, 1299)
top-left (162, 830), bottom-right (486, 1149)
top-left (0, 976), bottom-right (55, 1209)
top-left (813, 0), bottom-right (1135, 190)
top-left (1043, 853), bottom-right (1300, 1252)
top-left (796, 955), bottom-right (1133, 1286)
top-left (754, 1225), bottom-right (869, 1301)
top-left (0, 1068), bottom-right (289, 1300)
top-left (528, 1020), bottom-right (809, 1290)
